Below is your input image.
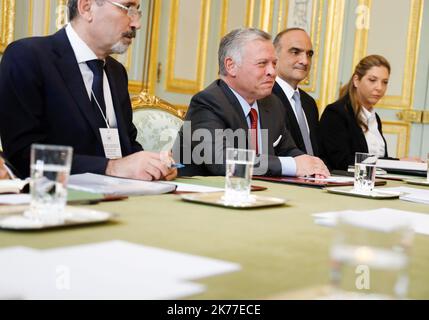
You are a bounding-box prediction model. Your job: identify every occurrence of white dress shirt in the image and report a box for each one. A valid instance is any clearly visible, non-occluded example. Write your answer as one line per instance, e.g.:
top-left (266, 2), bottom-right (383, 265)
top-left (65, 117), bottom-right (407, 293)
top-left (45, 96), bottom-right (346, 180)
top-left (361, 107), bottom-right (386, 157)
top-left (229, 87), bottom-right (296, 176)
top-left (275, 77), bottom-right (310, 133)
top-left (65, 24), bottom-right (118, 128)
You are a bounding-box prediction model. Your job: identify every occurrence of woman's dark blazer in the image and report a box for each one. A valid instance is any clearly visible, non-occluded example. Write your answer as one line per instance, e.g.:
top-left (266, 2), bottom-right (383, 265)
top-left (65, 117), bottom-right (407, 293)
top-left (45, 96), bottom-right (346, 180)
top-left (319, 95), bottom-right (388, 171)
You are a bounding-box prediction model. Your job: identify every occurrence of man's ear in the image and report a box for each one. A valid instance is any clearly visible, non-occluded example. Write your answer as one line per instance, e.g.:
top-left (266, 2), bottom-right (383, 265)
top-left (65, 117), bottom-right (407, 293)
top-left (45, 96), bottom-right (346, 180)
top-left (77, 0), bottom-right (93, 22)
top-left (224, 57), bottom-right (238, 77)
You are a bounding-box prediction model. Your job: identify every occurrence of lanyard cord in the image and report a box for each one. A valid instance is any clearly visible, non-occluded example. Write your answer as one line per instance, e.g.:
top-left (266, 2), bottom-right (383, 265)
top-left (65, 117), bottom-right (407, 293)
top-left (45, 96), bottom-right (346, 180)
top-left (91, 89), bottom-right (110, 129)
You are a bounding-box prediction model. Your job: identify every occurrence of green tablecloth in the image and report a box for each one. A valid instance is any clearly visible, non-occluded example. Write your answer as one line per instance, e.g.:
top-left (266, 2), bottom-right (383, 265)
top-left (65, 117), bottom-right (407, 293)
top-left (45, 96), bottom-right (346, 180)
top-left (1, 177), bottom-right (428, 299)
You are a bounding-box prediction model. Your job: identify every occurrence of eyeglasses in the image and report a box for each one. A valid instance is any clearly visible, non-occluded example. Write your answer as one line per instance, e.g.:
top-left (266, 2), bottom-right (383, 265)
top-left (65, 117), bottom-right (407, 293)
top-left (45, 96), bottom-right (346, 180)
top-left (106, 0), bottom-right (142, 20)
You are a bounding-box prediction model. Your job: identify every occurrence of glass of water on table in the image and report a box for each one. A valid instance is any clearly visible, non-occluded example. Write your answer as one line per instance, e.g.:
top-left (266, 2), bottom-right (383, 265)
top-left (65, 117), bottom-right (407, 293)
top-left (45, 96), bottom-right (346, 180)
top-left (24, 144), bottom-right (73, 223)
top-left (353, 152), bottom-right (378, 194)
top-left (223, 148), bottom-right (256, 204)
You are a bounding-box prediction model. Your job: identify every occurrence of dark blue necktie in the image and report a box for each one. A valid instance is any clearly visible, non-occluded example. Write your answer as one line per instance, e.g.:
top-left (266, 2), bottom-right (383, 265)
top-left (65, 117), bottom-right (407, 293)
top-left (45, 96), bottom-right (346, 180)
top-left (86, 59), bottom-right (106, 116)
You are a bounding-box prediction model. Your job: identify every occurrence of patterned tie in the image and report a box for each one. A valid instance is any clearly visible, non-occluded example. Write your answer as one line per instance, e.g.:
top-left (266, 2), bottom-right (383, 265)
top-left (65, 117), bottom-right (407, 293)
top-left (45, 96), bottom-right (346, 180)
top-left (292, 91), bottom-right (314, 155)
top-left (248, 107), bottom-right (259, 154)
top-left (86, 59), bottom-right (107, 116)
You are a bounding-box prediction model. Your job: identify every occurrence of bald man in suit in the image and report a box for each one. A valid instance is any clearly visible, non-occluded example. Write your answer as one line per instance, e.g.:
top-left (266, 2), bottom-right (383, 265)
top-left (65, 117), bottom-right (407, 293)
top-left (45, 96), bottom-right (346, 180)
top-left (273, 28), bottom-right (321, 157)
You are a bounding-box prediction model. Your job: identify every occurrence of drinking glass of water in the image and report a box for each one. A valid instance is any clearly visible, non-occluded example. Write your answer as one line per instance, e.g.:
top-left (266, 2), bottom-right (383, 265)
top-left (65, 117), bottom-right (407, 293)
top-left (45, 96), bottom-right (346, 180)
top-left (354, 152), bottom-right (377, 194)
top-left (330, 212), bottom-right (414, 299)
top-left (25, 144), bottom-right (73, 223)
top-left (223, 148), bottom-right (255, 204)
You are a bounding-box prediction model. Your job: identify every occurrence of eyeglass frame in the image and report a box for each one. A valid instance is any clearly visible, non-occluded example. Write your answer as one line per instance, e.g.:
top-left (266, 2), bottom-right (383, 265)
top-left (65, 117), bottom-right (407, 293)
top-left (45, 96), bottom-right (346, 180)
top-left (105, 0), bottom-right (142, 20)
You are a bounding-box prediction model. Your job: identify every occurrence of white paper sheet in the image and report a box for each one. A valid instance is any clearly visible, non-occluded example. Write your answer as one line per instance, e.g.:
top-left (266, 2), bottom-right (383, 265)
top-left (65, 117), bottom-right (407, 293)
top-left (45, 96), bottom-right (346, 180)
top-left (0, 241), bottom-right (240, 300)
top-left (161, 181), bottom-right (223, 193)
top-left (313, 208), bottom-right (429, 236)
top-left (68, 173), bottom-right (176, 196)
top-left (0, 179), bottom-right (28, 194)
top-left (376, 159), bottom-right (426, 172)
top-left (302, 176), bottom-right (355, 183)
top-left (382, 187), bottom-right (429, 205)
top-left (0, 194), bottom-right (31, 205)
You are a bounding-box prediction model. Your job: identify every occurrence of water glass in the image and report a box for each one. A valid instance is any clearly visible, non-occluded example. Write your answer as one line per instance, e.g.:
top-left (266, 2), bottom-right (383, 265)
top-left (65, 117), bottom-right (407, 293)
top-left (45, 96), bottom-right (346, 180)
top-left (223, 148), bottom-right (255, 204)
top-left (330, 212), bottom-right (414, 299)
top-left (25, 144), bottom-right (73, 222)
top-left (354, 152), bottom-right (377, 193)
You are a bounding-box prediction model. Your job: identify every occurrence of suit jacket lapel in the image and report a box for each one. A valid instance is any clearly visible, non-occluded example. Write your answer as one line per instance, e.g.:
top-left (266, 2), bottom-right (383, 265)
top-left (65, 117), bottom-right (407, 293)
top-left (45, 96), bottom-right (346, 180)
top-left (345, 101), bottom-right (368, 152)
top-left (299, 89), bottom-right (320, 155)
top-left (273, 82), bottom-right (303, 146)
top-left (51, 29), bottom-right (103, 145)
top-left (218, 80), bottom-right (249, 130)
top-left (257, 98), bottom-right (275, 155)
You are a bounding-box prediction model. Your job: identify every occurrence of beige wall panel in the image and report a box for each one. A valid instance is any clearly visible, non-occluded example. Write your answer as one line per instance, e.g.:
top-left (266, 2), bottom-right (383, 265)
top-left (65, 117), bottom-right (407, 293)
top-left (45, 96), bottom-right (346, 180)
top-left (384, 133), bottom-right (399, 158)
top-left (227, 0), bottom-right (248, 31)
top-left (383, 122), bottom-right (410, 158)
top-left (29, 0), bottom-right (47, 36)
top-left (366, 0), bottom-right (409, 96)
top-left (173, 0), bottom-right (201, 80)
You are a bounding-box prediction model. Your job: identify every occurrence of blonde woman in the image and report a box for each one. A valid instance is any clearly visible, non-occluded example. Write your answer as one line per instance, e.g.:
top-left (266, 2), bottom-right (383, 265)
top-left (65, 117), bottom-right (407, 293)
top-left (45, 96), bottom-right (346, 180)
top-left (319, 55), bottom-right (394, 170)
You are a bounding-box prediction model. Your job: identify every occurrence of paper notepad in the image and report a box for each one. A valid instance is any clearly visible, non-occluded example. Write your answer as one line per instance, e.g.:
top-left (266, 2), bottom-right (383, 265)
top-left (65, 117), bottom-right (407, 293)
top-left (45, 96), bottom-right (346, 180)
top-left (313, 208), bottom-right (429, 236)
top-left (0, 179), bottom-right (28, 194)
top-left (382, 187), bottom-right (429, 205)
top-left (0, 241), bottom-right (241, 300)
top-left (377, 159), bottom-right (426, 172)
top-left (68, 173), bottom-right (176, 196)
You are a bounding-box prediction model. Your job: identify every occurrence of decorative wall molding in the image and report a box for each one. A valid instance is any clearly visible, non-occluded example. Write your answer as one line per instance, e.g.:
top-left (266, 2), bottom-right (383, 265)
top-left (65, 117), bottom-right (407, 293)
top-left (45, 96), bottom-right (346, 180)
top-left (353, 0), bottom-right (424, 110)
top-left (166, 0), bottom-right (211, 94)
top-left (319, 0), bottom-right (345, 112)
top-left (382, 121), bottom-right (410, 157)
top-left (259, 0), bottom-right (274, 32)
top-left (0, 0), bottom-right (15, 53)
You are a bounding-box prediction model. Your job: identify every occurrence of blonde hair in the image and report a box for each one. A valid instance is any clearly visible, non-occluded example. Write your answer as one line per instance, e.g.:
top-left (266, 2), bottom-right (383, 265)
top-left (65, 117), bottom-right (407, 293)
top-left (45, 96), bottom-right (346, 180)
top-left (339, 55), bottom-right (391, 131)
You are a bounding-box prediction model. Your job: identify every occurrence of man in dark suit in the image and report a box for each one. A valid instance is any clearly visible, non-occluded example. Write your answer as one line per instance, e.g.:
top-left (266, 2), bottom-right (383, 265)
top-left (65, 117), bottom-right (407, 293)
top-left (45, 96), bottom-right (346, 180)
top-left (174, 28), bottom-right (329, 177)
top-left (0, 0), bottom-right (176, 180)
top-left (272, 28), bottom-right (321, 157)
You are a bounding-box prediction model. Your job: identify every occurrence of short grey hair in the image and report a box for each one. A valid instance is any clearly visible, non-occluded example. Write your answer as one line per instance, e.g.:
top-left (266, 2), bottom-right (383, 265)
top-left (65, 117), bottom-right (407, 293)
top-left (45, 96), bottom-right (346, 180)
top-left (67, 0), bottom-right (104, 21)
top-left (273, 28), bottom-right (307, 53)
top-left (218, 28), bottom-right (272, 76)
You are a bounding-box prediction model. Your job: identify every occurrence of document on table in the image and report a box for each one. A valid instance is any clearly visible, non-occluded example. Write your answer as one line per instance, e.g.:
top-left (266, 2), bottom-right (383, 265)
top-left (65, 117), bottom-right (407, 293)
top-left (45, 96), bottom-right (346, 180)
top-left (161, 181), bottom-right (223, 193)
top-left (0, 241), bottom-right (241, 300)
top-left (68, 173), bottom-right (176, 196)
top-left (382, 186), bottom-right (429, 205)
top-left (0, 179), bottom-right (28, 194)
top-left (313, 208), bottom-right (429, 236)
top-left (0, 194), bottom-right (31, 205)
top-left (301, 176), bottom-right (355, 183)
top-left (376, 159), bottom-right (426, 172)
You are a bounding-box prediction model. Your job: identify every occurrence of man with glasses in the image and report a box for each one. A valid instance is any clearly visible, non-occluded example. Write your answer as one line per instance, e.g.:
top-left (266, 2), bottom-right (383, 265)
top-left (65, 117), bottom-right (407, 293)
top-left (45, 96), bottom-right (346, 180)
top-left (0, 0), bottom-right (176, 181)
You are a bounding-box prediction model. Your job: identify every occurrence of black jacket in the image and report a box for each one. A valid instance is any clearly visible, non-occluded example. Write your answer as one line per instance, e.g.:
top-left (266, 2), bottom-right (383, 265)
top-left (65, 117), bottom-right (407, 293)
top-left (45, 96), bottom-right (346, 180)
top-left (319, 95), bottom-right (388, 170)
top-left (174, 79), bottom-right (303, 176)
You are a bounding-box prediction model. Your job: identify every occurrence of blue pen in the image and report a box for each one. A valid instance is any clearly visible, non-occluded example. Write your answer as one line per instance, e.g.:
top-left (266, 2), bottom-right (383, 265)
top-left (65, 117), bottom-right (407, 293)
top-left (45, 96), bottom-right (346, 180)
top-left (171, 163), bottom-right (186, 169)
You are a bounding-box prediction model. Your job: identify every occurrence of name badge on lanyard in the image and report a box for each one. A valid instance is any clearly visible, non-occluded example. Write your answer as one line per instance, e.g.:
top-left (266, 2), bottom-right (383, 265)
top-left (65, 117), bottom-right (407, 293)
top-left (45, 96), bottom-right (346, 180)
top-left (100, 128), bottom-right (122, 159)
